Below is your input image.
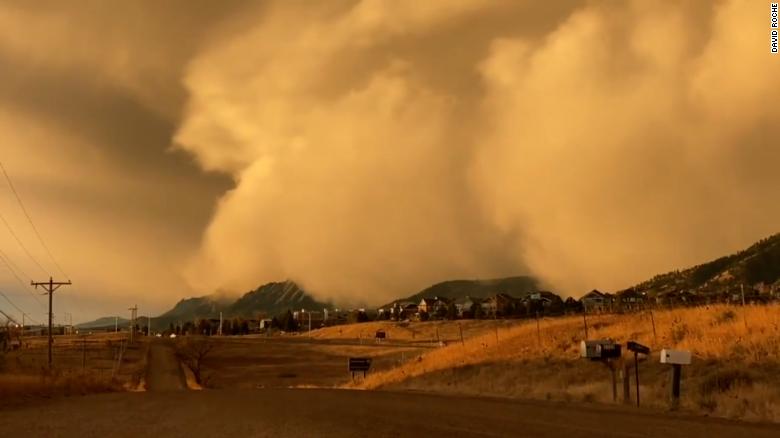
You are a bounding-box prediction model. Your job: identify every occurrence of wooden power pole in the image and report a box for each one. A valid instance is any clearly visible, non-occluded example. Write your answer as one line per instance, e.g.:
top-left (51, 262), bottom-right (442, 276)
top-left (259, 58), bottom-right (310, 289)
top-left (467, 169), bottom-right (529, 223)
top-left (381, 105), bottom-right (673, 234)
top-left (31, 276), bottom-right (71, 369)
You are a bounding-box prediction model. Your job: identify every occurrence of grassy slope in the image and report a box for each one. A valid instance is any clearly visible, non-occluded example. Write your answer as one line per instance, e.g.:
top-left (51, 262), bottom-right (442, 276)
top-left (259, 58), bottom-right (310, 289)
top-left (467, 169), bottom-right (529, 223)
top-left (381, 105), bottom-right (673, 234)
top-left (346, 305), bottom-right (780, 422)
top-left (310, 319), bottom-right (523, 343)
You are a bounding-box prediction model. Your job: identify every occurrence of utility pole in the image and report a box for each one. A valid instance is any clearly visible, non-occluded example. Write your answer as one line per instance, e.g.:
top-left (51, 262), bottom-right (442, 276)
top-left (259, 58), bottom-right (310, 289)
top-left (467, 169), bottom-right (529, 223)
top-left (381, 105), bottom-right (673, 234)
top-left (115, 316), bottom-right (118, 333)
top-left (128, 305), bottom-right (137, 343)
top-left (31, 276), bottom-right (71, 369)
top-left (740, 283), bottom-right (746, 306)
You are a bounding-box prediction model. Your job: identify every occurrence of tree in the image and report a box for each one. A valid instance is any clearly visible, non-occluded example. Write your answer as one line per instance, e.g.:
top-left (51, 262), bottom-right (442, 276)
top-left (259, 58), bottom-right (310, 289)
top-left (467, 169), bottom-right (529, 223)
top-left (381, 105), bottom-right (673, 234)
top-left (471, 303), bottom-right (484, 320)
top-left (348, 310), bottom-right (369, 324)
top-left (279, 310), bottom-right (298, 332)
top-left (197, 319), bottom-right (211, 336)
top-left (231, 318), bottom-right (242, 335)
top-left (446, 302), bottom-right (458, 320)
top-left (175, 337), bottom-right (215, 385)
top-left (222, 319), bottom-right (233, 335)
top-left (419, 311), bottom-right (430, 322)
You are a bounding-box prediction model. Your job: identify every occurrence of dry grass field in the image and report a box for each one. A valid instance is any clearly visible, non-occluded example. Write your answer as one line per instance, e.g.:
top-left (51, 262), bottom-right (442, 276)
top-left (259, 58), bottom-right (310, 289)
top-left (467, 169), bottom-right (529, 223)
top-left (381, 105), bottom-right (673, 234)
top-left (0, 333), bottom-right (146, 406)
top-left (198, 336), bottom-right (427, 389)
top-left (346, 305), bottom-right (780, 422)
top-left (310, 319), bottom-right (523, 345)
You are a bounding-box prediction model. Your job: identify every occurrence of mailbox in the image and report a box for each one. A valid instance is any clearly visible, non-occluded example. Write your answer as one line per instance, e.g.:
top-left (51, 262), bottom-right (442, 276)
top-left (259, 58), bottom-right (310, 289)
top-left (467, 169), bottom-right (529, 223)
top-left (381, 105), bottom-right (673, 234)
top-left (627, 341), bottom-right (650, 355)
top-left (581, 340), bottom-right (622, 360)
top-left (660, 349), bottom-right (691, 365)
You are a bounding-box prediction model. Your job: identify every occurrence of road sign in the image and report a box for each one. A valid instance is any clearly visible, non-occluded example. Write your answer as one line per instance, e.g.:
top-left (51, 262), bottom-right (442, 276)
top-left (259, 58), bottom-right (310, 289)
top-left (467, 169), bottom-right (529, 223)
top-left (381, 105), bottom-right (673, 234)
top-left (348, 357), bottom-right (372, 379)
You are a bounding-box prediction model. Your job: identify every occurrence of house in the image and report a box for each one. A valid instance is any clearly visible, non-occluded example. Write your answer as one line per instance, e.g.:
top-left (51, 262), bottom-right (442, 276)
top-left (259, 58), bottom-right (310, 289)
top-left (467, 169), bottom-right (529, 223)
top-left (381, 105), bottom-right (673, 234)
top-left (564, 296), bottom-right (584, 313)
top-left (482, 293), bottom-right (516, 317)
top-left (518, 291), bottom-right (565, 315)
top-left (418, 298), bottom-right (435, 314)
top-left (431, 297), bottom-right (452, 317)
top-left (389, 302), bottom-right (418, 320)
top-left (454, 296), bottom-right (482, 317)
top-left (417, 297), bottom-right (449, 314)
top-left (417, 297), bottom-right (453, 319)
top-left (580, 290), bottom-right (608, 313)
top-left (655, 289), bottom-right (697, 306)
top-left (615, 289), bottom-right (646, 311)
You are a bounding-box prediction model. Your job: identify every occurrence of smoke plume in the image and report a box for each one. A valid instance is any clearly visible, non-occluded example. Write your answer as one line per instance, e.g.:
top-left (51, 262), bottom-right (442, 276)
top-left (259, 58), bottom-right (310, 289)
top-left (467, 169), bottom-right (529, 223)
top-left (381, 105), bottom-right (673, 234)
top-left (175, 0), bottom-right (780, 303)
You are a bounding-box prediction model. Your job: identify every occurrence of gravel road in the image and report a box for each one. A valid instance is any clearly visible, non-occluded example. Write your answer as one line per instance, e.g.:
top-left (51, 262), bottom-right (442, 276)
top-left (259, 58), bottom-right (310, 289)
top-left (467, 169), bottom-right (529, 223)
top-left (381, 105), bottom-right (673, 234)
top-left (2, 388), bottom-right (779, 437)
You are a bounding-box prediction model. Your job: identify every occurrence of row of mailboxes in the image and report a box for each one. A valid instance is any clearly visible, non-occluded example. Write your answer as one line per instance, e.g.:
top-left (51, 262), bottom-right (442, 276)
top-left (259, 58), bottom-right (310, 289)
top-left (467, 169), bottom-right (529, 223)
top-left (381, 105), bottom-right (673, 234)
top-left (580, 340), bottom-right (690, 364)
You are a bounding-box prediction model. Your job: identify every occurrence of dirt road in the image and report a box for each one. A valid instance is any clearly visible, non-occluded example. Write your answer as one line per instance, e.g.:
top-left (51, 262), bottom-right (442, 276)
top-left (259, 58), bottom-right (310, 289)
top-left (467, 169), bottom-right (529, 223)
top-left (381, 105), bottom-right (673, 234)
top-left (2, 388), bottom-right (778, 437)
top-left (145, 340), bottom-right (185, 391)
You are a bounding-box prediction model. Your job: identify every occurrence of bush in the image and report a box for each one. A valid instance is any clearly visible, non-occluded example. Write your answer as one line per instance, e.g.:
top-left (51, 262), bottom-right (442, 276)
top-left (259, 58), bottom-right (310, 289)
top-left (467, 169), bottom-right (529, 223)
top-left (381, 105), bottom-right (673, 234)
top-left (699, 368), bottom-right (754, 395)
top-left (714, 309), bottom-right (736, 325)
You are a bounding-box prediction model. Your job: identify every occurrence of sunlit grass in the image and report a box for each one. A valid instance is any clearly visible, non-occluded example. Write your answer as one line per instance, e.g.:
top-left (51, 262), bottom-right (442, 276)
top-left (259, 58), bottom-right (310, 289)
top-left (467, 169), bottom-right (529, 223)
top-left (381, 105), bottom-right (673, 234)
top-left (344, 304), bottom-right (780, 422)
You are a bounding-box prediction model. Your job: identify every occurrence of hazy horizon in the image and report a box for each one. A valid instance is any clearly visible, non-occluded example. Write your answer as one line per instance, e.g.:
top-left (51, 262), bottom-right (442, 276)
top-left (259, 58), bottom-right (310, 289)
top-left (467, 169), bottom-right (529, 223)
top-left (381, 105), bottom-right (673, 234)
top-left (1, 0), bottom-right (778, 323)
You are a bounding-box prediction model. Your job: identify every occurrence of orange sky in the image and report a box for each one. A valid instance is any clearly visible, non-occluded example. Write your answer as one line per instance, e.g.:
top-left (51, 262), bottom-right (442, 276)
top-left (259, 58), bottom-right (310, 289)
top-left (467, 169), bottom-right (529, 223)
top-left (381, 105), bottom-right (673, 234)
top-left (0, 0), bottom-right (778, 323)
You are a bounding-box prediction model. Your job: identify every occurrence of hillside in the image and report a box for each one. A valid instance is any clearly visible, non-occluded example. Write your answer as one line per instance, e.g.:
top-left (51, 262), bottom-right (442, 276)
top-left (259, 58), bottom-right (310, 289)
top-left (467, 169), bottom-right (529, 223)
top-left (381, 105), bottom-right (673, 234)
top-left (76, 316), bottom-right (129, 329)
top-left (625, 233), bottom-right (780, 297)
top-left (149, 280), bottom-right (326, 327)
top-left (347, 305), bottom-right (780, 423)
top-left (157, 293), bottom-right (233, 324)
top-left (227, 281), bottom-right (329, 317)
top-left (386, 276), bottom-right (539, 306)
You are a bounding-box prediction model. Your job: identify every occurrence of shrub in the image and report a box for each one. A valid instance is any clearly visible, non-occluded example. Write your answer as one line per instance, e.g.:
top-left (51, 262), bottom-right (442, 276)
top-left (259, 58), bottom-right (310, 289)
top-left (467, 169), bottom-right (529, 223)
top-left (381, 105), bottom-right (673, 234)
top-left (714, 309), bottom-right (736, 325)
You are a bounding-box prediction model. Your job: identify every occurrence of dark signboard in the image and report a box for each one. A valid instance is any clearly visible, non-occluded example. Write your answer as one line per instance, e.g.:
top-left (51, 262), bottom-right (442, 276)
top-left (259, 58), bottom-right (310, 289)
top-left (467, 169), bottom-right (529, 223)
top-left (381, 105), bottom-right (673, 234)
top-left (348, 357), bottom-right (372, 372)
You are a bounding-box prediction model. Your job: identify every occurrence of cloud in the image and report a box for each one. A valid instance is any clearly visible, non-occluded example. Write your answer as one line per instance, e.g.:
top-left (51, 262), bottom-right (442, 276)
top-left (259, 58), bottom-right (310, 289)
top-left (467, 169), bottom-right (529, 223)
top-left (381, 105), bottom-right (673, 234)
top-left (176, 0), bottom-right (780, 304)
top-left (0, 0), bottom-right (241, 321)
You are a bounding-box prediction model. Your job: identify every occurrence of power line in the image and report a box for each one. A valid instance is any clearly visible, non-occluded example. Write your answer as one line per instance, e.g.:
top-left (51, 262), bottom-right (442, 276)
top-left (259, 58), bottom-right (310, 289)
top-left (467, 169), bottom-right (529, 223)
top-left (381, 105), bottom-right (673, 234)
top-left (0, 307), bottom-right (19, 325)
top-left (0, 283), bottom-right (43, 325)
top-left (0, 211), bottom-right (49, 276)
top-left (0, 161), bottom-right (68, 279)
top-left (0, 286), bottom-right (35, 323)
top-left (0, 244), bottom-right (31, 281)
top-left (0, 249), bottom-right (46, 309)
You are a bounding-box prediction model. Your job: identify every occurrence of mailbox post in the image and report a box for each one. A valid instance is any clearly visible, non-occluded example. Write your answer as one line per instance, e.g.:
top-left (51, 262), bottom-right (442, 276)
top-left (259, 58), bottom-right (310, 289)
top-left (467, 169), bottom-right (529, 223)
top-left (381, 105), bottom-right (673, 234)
top-left (626, 341), bottom-right (650, 407)
top-left (660, 349), bottom-right (691, 409)
top-left (581, 340), bottom-right (622, 402)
